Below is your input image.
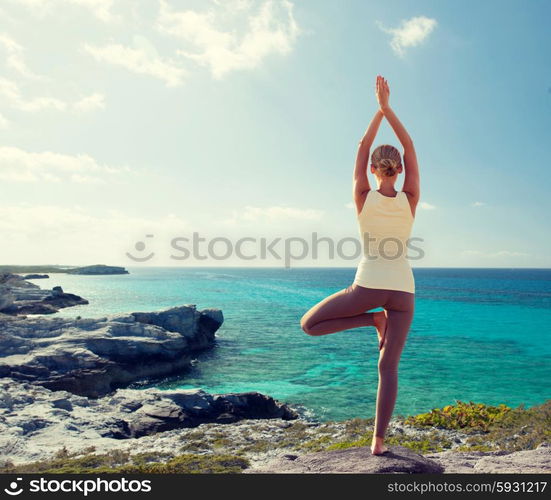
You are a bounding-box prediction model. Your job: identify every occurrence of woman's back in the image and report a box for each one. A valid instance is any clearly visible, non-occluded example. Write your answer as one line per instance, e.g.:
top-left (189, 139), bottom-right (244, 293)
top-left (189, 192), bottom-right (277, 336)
top-left (355, 189), bottom-right (415, 293)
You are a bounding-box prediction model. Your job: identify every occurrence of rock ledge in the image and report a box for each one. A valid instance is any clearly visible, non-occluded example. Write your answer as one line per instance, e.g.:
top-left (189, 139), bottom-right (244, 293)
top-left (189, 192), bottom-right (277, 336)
top-left (245, 445), bottom-right (444, 474)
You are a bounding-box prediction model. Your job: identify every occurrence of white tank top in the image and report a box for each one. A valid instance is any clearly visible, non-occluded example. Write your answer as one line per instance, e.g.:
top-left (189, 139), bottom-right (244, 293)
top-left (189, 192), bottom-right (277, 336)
top-left (353, 189), bottom-right (415, 293)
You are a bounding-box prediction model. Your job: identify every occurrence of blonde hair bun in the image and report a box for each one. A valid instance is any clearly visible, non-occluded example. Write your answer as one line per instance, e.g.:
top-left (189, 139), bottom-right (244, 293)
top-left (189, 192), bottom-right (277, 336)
top-left (377, 158), bottom-right (398, 177)
top-left (371, 144), bottom-right (401, 177)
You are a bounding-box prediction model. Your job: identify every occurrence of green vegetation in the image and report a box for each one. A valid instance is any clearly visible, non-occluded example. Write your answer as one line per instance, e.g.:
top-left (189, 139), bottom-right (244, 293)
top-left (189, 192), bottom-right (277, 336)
top-left (326, 430), bottom-right (452, 454)
top-left (0, 448), bottom-right (249, 474)
top-left (455, 444), bottom-right (497, 452)
top-left (403, 400), bottom-right (512, 431)
top-left (299, 400), bottom-right (550, 455)
top-left (462, 400), bottom-right (551, 452)
top-left (297, 434), bottom-right (334, 452)
top-left (2, 400), bottom-right (548, 473)
top-left (399, 399), bottom-right (550, 452)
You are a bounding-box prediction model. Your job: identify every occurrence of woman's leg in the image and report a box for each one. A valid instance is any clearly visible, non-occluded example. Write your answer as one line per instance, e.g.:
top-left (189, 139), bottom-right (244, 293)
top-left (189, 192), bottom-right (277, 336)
top-left (372, 291), bottom-right (415, 447)
top-left (300, 284), bottom-right (388, 336)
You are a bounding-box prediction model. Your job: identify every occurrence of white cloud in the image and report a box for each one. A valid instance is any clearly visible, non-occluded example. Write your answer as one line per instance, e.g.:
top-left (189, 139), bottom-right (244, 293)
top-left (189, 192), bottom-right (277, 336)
top-left (471, 201), bottom-right (486, 207)
top-left (0, 33), bottom-right (43, 79)
top-left (0, 112), bottom-right (8, 129)
top-left (418, 201), bottom-right (436, 210)
top-left (345, 202), bottom-right (354, 209)
top-left (84, 41), bottom-right (186, 87)
top-left (243, 205), bottom-right (323, 221)
top-left (73, 92), bottom-right (105, 112)
top-left (461, 250), bottom-right (530, 258)
top-left (0, 203), bottom-right (189, 265)
top-left (157, 0), bottom-right (300, 78)
top-left (0, 146), bottom-right (129, 184)
top-left (0, 34), bottom-right (104, 112)
top-left (68, 0), bottom-right (115, 22)
top-left (493, 250), bottom-right (529, 257)
top-left (0, 77), bottom-right (104, 113)
top-left (223, 205), bottom-right (324, 226)
top-left (11, 0), bottom-right (117, 23)
top-left (0, 77), bottom-right (66, 111)
top-left (377, 16), bottom-right (437, 57)
top-left (7, 1), bottom-right (300, 91)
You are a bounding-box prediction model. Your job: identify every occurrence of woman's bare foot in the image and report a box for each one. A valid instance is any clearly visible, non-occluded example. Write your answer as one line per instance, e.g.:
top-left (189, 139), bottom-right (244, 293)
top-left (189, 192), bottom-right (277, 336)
top-left (371, 436), bottom-right (389, 455)
top-left (373, 310), bottom-right (388, 350)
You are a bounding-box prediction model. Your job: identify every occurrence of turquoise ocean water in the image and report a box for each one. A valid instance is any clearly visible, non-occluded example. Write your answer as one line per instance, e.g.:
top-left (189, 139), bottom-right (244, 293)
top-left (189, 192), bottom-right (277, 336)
top-left (41, 267), bottom-right (550, 421)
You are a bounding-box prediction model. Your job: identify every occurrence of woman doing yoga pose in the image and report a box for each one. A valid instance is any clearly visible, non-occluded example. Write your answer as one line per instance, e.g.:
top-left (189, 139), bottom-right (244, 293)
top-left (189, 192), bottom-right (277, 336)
top-left (300, 75), bottom-right (420, 456)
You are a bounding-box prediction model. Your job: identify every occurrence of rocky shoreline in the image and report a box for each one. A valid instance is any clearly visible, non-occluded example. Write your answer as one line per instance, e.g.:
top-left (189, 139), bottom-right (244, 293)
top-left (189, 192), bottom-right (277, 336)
top-left (0, 303), bottom-right (224, 397)
top-left (0, 273), bottom-right (549, 474)
top-left (0, 378), bottom-right (297, 467)
top-left (0, 287), bottom-right (303, 471)
top-left (0, 273), bottom-right (88, 315)
top-left (1, 374), bottom-right (549, 473)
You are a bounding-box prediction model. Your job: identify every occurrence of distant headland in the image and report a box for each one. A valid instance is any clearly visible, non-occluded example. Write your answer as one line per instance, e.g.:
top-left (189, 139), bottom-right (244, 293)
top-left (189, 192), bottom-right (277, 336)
top-left (0, 264), bottom-right (129, 275)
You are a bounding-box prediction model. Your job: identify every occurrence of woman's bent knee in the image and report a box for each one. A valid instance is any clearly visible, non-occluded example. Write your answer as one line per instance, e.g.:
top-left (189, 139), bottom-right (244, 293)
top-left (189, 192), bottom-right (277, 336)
top-left (300, 315), bottom-right (315, 335)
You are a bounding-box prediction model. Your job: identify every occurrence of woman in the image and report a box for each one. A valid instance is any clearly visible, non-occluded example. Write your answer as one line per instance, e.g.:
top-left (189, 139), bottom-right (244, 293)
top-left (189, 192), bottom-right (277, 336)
top-left (300, 75), bottom-right (420, 456)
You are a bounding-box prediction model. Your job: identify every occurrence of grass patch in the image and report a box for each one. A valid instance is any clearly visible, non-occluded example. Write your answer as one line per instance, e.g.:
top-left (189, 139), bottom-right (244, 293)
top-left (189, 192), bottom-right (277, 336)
top-left (0, 450), bottom-right (248, 474)
top-left (326, 433), bottom-right (372, 451)
top-left (237, 439), bottom-right (274, 454)
top-left (455, 444), bottom-right (497, 452)
top-left (211, 438), bottom-right (234, 449)
top-left (325, 429), bottom-right (452, 454)
top-left (297, 434), bottom-right (334, 452)
top-left (180, 441), bottom-right (212, 452)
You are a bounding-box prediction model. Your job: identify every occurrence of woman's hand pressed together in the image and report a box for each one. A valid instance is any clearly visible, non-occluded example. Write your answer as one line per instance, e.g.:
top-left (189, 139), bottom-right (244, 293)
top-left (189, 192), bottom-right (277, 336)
top-left (375, 75), bottom-right (390, 112)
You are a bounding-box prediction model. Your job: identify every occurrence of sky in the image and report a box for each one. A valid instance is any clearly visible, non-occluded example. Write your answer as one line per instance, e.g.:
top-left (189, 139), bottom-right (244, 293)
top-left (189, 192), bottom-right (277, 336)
top-left (1, 0), bottom-right (550, 268)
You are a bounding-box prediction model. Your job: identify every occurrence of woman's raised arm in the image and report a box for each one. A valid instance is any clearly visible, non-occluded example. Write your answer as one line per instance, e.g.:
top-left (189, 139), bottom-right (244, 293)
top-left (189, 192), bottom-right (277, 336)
top-left (378, 78), bottom-right (420, 201)
top-left (353, 107), bottom-right (384, 214)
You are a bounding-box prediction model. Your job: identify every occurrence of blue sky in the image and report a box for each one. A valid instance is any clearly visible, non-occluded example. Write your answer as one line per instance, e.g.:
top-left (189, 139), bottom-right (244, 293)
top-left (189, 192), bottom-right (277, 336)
top-left (1, 0), bottom-right (550, 267)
